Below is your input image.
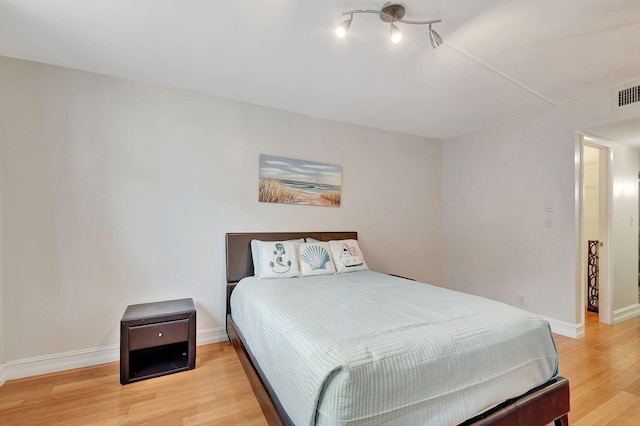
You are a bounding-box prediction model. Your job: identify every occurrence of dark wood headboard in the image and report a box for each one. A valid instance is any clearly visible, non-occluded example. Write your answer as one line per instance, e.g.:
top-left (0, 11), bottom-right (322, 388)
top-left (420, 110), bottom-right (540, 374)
top-left (225, 231), bottom-right (358, 284)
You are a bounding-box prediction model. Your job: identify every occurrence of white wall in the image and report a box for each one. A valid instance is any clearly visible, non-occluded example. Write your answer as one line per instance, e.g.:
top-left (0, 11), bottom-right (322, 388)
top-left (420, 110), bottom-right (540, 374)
top-left (607, 140), bottom-right (639, 314)
top-left (443, 85), bottom-right (640, 335)
top-left (0, 150), bottom-right (4, 383)
top-left (0, 56), bottom-right (442, 376)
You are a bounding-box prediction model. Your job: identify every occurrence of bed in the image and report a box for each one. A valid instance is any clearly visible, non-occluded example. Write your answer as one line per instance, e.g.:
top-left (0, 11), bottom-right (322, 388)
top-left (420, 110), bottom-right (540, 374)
top-left (225, 232), bottom-right (569, 426)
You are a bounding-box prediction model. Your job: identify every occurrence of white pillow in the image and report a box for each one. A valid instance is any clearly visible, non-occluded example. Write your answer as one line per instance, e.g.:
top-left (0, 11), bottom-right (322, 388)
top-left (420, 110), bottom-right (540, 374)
top-left (298, 242), bottom-right (336, 276)
top-left (250, 239), bottom-right (262, 276)
top-left (256, 240), bottom-right (301, 279)
top-left (251, 238), bottom-right (304, 276)
top-left (329, 239), bottom-right (369, 273)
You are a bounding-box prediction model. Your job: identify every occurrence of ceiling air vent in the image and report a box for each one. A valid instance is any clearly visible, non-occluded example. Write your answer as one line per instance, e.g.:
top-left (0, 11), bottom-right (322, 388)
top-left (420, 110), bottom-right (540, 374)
top-left (615, 84), bottom-right (640, 109)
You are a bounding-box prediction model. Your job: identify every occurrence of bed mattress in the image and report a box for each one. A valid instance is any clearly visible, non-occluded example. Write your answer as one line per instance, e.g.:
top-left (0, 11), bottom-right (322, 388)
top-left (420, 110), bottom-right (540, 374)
top-left (230, 271), bottom-right (559, 426)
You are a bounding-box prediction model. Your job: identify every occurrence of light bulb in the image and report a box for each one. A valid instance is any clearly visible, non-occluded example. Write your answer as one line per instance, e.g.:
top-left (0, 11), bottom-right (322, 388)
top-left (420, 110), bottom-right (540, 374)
top-left (336, 17), bottom-right (352, 39)
top-left (390, 23), bottom-right (402, 44)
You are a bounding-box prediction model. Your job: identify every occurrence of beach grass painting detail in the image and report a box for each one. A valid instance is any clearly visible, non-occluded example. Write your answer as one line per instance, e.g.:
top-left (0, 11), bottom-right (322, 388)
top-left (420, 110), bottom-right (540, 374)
top-left (259, 155), bottom-right (342, 207)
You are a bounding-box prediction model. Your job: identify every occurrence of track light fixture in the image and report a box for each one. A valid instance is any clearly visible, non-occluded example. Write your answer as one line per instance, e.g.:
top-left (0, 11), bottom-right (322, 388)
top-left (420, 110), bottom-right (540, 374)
top-left (336, 3), bottom-right (443, 49)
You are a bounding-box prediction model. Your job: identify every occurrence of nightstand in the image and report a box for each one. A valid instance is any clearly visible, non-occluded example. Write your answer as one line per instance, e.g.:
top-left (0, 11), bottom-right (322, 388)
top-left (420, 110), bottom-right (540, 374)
top-left (120, 298), bottom-right (196, 385)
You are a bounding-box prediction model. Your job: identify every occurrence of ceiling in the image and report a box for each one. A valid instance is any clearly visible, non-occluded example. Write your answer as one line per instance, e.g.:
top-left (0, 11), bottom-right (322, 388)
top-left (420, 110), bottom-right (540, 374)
top-left (1, 0), bottom-right (640, 141)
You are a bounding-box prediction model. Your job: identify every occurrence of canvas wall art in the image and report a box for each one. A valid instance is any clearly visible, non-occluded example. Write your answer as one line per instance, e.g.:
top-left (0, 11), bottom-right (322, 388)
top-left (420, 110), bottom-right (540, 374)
top-left (258, 154), bottom-right (342, 207)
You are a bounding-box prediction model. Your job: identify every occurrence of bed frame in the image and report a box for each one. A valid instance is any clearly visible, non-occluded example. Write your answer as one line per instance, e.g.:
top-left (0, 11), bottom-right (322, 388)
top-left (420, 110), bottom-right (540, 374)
top-left (225, 232), bottom-right (570, 426)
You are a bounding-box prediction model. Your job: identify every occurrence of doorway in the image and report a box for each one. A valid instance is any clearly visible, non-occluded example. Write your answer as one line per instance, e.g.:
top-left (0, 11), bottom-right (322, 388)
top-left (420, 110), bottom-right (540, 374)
top-left (580, 137), bottom-right (611, 326)
top-left (583, 145), bottom-right (603, 320)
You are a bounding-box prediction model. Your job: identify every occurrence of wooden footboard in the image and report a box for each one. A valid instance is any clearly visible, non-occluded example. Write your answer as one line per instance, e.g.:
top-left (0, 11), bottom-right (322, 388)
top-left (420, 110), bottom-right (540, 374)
top-left (460, 376), bottom-right (569, 426)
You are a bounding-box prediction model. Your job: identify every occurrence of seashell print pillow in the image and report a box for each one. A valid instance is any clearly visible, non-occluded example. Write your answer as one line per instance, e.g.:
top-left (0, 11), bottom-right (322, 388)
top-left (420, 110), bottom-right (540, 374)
top-left (256, 240), bottom-right (301, 279)
top-left (298, 242), bottom-right (336, 277)
top-left (329, 239), bottom-right (369, 274)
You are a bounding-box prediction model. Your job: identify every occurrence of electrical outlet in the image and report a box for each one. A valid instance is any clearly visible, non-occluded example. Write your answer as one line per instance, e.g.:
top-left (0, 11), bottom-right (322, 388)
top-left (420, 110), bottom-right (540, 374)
top-left (545, 215), bottom-right (554, 227)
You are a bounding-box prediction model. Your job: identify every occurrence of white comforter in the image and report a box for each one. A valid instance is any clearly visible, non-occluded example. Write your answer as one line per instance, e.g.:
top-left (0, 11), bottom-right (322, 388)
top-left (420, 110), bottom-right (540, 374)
top-left (230, 271), bottom-right (559, 426)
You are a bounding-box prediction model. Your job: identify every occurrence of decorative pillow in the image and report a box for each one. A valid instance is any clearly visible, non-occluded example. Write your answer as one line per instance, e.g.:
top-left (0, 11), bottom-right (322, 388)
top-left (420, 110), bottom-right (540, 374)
top-left (251, 238), bottom-right (304, 276)
top-left (256, 240), bottom-right (301, 279)
top-left (329, 239), bottom-right (369, 273)
top-left (298, 242), bottom-right (336, 276)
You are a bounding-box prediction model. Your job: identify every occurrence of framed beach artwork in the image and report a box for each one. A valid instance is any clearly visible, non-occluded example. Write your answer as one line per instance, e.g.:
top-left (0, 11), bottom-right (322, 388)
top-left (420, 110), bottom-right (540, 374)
top-left (258, 154), bottom-right (342, 207)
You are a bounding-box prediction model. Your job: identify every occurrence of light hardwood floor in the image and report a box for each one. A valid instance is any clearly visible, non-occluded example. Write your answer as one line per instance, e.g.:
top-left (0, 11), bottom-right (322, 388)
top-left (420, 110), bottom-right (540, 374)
top-left (553, 311), bottom-right (640, 425)
top-left (0, 343), bottom-right (267, 426)
top-left (1, 311), bottom-right (639, 425)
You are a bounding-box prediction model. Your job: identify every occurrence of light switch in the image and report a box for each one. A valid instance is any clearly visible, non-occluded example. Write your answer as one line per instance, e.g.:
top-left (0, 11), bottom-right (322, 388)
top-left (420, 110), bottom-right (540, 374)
top-left (545, 200), bottom-right (554, 212)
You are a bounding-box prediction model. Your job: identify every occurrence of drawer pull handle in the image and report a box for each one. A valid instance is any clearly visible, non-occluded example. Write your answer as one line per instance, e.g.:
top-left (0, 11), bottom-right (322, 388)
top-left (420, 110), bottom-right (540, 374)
top-left (158, 332), bottom-right (163, 337)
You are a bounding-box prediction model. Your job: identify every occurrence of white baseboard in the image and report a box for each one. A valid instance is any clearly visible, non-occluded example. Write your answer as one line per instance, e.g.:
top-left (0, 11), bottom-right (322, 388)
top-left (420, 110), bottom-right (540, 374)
top-left (546, 317), bottom-right (584, 339)
top-left (196, 327), bottom-right (228, 345)
top-left (0, 363), bottom-right (6, 387)
top-left (543, 305), bottom-right (640, 338)
top-left (4, 344), bottom-right (120, 383)
top-left (613, 303), bottom-right (640, 324)
top-left (0, 327), bottom-right (227, 385)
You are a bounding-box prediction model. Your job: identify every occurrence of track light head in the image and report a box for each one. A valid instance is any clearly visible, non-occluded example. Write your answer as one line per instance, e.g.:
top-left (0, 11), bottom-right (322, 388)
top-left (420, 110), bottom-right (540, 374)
top-left (390, 23), bottom-right (402, 44)
top-left (336, 15), bottom-right (352, 38)
top-left (429, 25), bottom-right (443, 49)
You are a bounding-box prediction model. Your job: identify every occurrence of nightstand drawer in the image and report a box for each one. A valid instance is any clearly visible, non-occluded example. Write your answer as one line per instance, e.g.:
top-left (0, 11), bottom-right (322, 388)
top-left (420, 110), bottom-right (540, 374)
top-left (128, 319), bottom-right (189, 351)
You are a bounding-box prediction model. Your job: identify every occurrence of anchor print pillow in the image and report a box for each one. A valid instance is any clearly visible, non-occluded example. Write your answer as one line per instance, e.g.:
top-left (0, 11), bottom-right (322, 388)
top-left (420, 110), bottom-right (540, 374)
top-left (256, 240), bottom-right (301, 279)
top-left (251, 238), bottom-right (304, 277)
top-left (298, 242), bottom-right (336, 277)
top-left (329, 239), bottom-right (369, 274)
